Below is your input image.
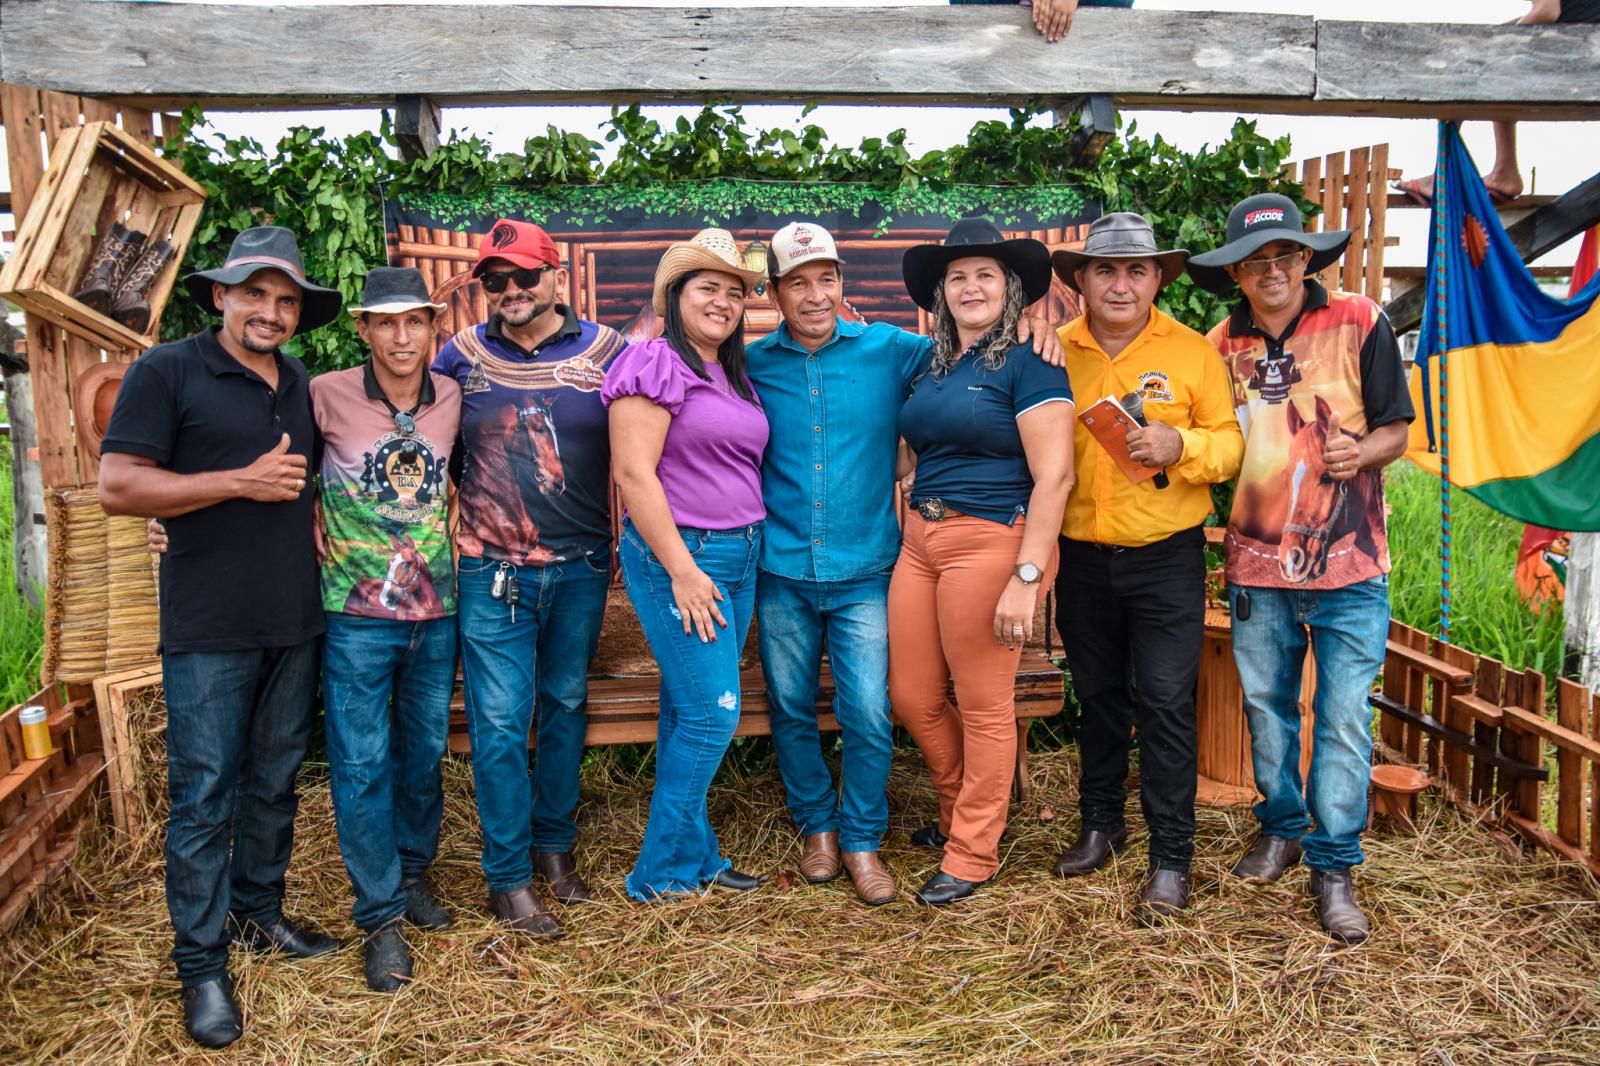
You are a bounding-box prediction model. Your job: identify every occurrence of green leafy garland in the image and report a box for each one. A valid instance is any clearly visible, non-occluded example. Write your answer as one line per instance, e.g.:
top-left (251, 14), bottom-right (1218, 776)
top-left (161, 102), bottom-right (1309, 377)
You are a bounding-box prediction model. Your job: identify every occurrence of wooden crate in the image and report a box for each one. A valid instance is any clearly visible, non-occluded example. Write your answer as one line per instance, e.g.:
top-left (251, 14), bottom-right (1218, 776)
top-left (0, 119), bottom-right (205, 353)
top-left (0, 681), bottom-right (105, 934)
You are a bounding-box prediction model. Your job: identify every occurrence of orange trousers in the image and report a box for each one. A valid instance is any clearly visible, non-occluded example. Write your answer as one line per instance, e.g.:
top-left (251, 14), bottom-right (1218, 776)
top-left (887, 513), bottom-right (1055, 882)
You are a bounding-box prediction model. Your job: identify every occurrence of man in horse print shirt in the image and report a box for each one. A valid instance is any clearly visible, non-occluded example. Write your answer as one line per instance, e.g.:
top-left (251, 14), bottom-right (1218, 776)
top-left (1190, 193), bottom-right (1414, 945)
top-left (1048, 213), bottom-right (1243, 922)
top-left (432, 219), bottom-right (626, 934)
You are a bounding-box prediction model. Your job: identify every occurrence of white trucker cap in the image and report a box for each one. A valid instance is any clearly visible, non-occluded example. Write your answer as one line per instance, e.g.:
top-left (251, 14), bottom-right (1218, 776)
top-left (769, 221), bottom-right (847, 279)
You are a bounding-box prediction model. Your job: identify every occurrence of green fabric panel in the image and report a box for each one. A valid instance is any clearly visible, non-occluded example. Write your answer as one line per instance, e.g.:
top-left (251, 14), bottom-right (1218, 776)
top-left (1466, 431), bottom-right (1600, 531)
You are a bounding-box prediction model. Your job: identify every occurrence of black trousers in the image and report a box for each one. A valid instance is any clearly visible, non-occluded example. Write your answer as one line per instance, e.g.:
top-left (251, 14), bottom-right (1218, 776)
top-left (1055, 527), bottom-right (1205, 870)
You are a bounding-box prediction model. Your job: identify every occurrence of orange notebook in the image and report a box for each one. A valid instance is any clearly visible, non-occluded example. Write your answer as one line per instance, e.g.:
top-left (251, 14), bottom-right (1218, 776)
top-left (1077, 395), bottom-right (1160, 485)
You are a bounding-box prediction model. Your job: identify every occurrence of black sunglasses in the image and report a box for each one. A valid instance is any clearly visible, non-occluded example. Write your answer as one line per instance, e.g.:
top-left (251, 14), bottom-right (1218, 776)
top-left (394, 411), bottom-right (418, 457)
top-left (478, 266), bottom-right (549, 293)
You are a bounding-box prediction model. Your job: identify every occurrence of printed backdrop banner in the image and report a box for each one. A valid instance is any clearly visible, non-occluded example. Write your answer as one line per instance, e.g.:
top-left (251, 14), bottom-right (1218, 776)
top-left (383, 179), bottom-right (1100, 347)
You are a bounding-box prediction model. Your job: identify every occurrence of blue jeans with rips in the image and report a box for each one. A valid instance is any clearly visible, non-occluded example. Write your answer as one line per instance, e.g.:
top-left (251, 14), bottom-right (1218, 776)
top-left (457, 553), bottom-right (609, 893)
top-left (1228, 576), bottom-right (1391, 871)
top-left (756, 568), bottom-right (893, 852)
top-left (321, 612), bottom-right (457, 930)
top-left (162, 639), bottom-right (320, 987)
top-left (619, 520), bottom-right (762, 901)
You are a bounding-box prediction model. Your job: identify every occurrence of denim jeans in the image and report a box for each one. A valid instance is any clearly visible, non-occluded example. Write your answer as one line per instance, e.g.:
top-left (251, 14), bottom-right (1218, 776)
top-left (162, 640), bottom-right (320, 987)
top-left (458, 554), bottom-right (608, 893)
top-left (1229, 577), bottom-right (1391, 871)
top-left (1056, 530), bottom-right (1205, 870)
top-left (756, 569), bottom-right (893, 852)
top-left (321, 612), bottom-right (456, 930)
top-left (619, 519), bottom-right (761, 901)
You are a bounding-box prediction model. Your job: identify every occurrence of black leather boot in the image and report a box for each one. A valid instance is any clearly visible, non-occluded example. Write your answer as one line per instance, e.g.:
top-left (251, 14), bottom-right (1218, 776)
top-left (181, 974), bottom-right (242, 1048)
top-left (1231, 834), bottom-right (1302, 882)
top-left (233, 914), bottom-right (344, 958)
top-left (401, 873), bottom-right (454, 930)
top-left (363, 922), bottom-right (413, 993)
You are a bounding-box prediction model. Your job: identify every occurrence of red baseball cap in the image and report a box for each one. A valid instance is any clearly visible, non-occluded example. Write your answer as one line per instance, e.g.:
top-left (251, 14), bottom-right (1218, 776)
top-left (473, 218), bottom-right (560, 276)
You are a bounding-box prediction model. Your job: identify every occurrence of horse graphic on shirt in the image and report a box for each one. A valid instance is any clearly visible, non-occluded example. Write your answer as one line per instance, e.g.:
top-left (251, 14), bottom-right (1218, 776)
top-left (458, 392), bottom-right (566, 564)
top-left (1277, 394), bottom-right (1380, 584)
top-left (344, 532), bottom-right (445, 619)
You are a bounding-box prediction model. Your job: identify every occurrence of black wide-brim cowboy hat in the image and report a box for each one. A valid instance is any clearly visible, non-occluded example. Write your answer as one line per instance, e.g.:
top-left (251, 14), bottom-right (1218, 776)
top-left (182, 226), bottom-right (343, 333)
top-left (902, 217), bottom-right (1053, 312)
top-left (1187, 193), bottom-right (1352, 296)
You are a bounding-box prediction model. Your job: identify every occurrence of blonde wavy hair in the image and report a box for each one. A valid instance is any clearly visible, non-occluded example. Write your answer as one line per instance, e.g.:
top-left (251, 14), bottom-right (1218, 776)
top-left (928, 264), bottom-right (1028, 379)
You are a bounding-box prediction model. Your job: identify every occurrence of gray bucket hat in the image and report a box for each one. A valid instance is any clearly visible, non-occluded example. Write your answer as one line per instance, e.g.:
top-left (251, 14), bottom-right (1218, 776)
top-left (1051, 213), bottom-right (1190, 293)
top-left (182, 226), bottom-right (343, 333)
top-left (347, 267), bottom-right (446, 318)
top-left (1188, 193), bottom-right (1351, 295)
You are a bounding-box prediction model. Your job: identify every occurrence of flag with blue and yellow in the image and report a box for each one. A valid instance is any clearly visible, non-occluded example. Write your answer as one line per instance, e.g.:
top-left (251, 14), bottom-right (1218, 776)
top-left (1407, 123), bottom-right (1600, 531)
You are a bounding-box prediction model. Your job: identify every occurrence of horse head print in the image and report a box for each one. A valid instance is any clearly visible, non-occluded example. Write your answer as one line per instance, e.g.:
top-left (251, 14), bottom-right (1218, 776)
top-left (1279, 394), bottom-right (1357, 584)
top-left (516, 395), bottom-right (565, 497)
top-left (379, 532), bottom-right (427, 610)
top-left (345, 532), bottom-right (446, 619)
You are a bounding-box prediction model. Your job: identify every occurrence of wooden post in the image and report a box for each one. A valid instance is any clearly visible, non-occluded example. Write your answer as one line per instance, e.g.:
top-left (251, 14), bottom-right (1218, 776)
top-left (1051, 94), bottom-right (1115, 168)
top-left (395, 95), bottom-right (441, 162)
top-left (1566, 532), bottom-right (1600, 691)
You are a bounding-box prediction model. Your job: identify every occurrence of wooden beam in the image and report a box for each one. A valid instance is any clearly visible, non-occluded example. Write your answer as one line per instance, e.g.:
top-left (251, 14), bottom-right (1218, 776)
top-left (394, 95), bottom-right (440, 163)
top-left (1385, 170), bottom-right (1600, 334)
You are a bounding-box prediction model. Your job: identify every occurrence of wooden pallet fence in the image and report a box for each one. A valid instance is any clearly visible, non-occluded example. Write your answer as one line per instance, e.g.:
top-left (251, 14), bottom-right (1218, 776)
top-left (1374, 621), bottom-right (1600, 877)
top-left (0, 681), bottom-right (105, 934)
top-left (1281, 144), bottom-right (1395, 301)
top-left (91, 663), bottom-right (165, 840)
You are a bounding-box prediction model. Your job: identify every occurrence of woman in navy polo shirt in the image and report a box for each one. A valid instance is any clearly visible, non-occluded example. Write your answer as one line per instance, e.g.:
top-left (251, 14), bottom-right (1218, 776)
top-left (890, 218), bottom-right (1077, 906)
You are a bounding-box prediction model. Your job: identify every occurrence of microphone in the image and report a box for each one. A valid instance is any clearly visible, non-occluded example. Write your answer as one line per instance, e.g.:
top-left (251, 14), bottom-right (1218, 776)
top-left (1120, 391), bottom-right (1170, 489)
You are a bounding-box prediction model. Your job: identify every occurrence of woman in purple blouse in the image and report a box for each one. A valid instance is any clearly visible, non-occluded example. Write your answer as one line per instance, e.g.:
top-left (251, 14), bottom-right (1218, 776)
top-left (602, 229), bottom-right (770, 901)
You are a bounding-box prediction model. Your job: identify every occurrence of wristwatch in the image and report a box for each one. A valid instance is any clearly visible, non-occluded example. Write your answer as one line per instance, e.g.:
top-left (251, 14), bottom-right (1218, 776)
top-left (1013, 562), bottom-right (1043, 584)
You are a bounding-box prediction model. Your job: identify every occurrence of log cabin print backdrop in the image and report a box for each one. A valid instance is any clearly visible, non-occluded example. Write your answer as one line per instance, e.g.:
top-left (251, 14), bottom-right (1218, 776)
top-left (384, 180), bottom-right (1099, 670)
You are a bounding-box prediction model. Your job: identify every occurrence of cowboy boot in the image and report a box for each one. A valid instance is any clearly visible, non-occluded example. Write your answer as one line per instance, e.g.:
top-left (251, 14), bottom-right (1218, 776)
top-left (74, 223), bottom-right (146, 315)
top-left (799, 830), bottom-right (841, 884)
top-left (1307, 868), bottom-right (1370, 945)
top-left (110, 237), bottom-right (175, 333)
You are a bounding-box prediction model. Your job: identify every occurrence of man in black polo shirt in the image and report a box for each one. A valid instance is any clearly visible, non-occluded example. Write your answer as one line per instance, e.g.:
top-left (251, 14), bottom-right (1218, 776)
top-left (99, 227), bottom-right (344, 1049)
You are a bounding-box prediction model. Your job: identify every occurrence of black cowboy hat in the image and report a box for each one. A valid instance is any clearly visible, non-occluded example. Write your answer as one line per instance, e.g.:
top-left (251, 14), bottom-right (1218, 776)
top-left (182, 226), bottom-right (343, 333)
top-left (1188, 193), bottom-right (1352, 296)
top-left (1050, 212), bottom-right (1189, 293)
top-left (901, 217), bottom-right (1052, 312)
top-left (347, 267), bottom-right (446, 318)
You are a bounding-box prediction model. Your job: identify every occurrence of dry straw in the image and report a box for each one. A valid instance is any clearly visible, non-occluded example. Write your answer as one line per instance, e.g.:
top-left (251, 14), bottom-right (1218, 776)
top-left (39, 489), bottom-right (159, 685)
top-left (2, 746), bottom-right (1598, 1065)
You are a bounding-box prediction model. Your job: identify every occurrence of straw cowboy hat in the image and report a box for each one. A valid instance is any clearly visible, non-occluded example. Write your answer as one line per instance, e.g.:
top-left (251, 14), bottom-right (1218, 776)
top-left (1187, 193), bottom-right (1351, 295)
top-left (182, 225), bottom-right (343, 333)
top-left (651, 228), bottom-right (767, 315)
top-left (346, 267), bottom-right (447, 318)
top-left (901, 216), bottom-right (1052, 312)
top-left (1050, 212), bottom-right (1190, 293)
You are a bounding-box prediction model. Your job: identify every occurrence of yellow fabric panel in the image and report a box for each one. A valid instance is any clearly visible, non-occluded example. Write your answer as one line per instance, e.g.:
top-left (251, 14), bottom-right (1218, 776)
top-left (1406, 302), bottom-right (1600, 485)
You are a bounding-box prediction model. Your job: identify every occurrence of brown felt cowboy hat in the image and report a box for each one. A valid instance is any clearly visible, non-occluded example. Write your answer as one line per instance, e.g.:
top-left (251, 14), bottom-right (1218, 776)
top-left (1050, 212), bottom-right (1190, 293)
top-left (182, 226), bottom-right (343, 333)
top-left (901, 217), bottom-right (1052, 312)
top-left (1187, 193), bottom-right (1350, 295)
top-left (651, 228), bottom-right (767, 315)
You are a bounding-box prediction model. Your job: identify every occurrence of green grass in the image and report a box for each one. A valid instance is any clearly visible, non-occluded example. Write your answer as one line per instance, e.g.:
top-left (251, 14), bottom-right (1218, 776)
top-left (1385, 458), bottom-right (1569, 678)
top-left (0, 437), bottom-right (45, 708)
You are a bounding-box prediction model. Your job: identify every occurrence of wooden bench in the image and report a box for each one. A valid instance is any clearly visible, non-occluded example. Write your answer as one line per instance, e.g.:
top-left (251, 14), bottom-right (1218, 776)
top-left (450, 650), bottom-right (1066, 802)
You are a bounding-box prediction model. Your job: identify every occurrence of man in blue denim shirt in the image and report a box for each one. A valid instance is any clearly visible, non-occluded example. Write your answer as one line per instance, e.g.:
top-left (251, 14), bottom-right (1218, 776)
top-left (747, 221), bottom-right (1063, 905)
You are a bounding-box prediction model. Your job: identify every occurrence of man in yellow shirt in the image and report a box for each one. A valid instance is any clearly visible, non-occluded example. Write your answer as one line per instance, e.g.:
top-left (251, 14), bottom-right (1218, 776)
top-left (1049, 213), bottom-right (1243, 920)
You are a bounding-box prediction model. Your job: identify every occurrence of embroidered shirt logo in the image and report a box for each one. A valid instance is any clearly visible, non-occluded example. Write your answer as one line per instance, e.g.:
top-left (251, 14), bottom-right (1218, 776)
top-left (1137, 370), bottom-right (1175, 404)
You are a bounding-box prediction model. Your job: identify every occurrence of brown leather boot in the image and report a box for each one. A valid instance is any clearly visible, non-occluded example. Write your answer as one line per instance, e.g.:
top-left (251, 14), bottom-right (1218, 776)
top-left (1052, 827), bottom-right (1127, 878)
top-left (532, 851), bottom-right (592, 904)
top-left (110, 236), bottom-right (175, 333)
top-left (799, 830), bottom-right (841, 884)
top-left (74, 223), bottom-right (146, 315)
top-left (488, 887), bottom-right (562, 937)
top-left (1308, 869), bottom-right (1370, 945)
top-left (1230, 834), bottom-right (1302, 883)
top-left (1135, 867), bottom-right (1192, 923)
top-left (840, 850), bottom-right (897, 906)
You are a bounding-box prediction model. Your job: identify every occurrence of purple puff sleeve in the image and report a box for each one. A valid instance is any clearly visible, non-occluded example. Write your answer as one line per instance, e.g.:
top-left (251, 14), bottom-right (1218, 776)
top-left (601, 337), bottom-right (689, 416)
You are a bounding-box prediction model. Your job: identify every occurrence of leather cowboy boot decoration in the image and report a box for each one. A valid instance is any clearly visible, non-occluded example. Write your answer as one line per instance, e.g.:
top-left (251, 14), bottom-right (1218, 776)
top-left (74, 222), bottom-right (147, 315)
top-left (110, 237), bottom-right (175, 334)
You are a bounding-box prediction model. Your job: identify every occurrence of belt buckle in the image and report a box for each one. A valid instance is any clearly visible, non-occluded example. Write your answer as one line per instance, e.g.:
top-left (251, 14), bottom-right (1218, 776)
top-left (917, 498), bottom-right (947, 522)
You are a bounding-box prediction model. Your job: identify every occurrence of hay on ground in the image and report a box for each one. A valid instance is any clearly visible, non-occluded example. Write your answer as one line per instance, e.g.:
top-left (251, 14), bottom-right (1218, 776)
top-left (2, 748), bottom-right (1598, 1065)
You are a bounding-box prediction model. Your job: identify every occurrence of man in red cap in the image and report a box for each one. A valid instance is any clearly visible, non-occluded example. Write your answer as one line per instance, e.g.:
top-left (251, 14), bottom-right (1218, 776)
top-left (432, 219), bottom-right (626, 934)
